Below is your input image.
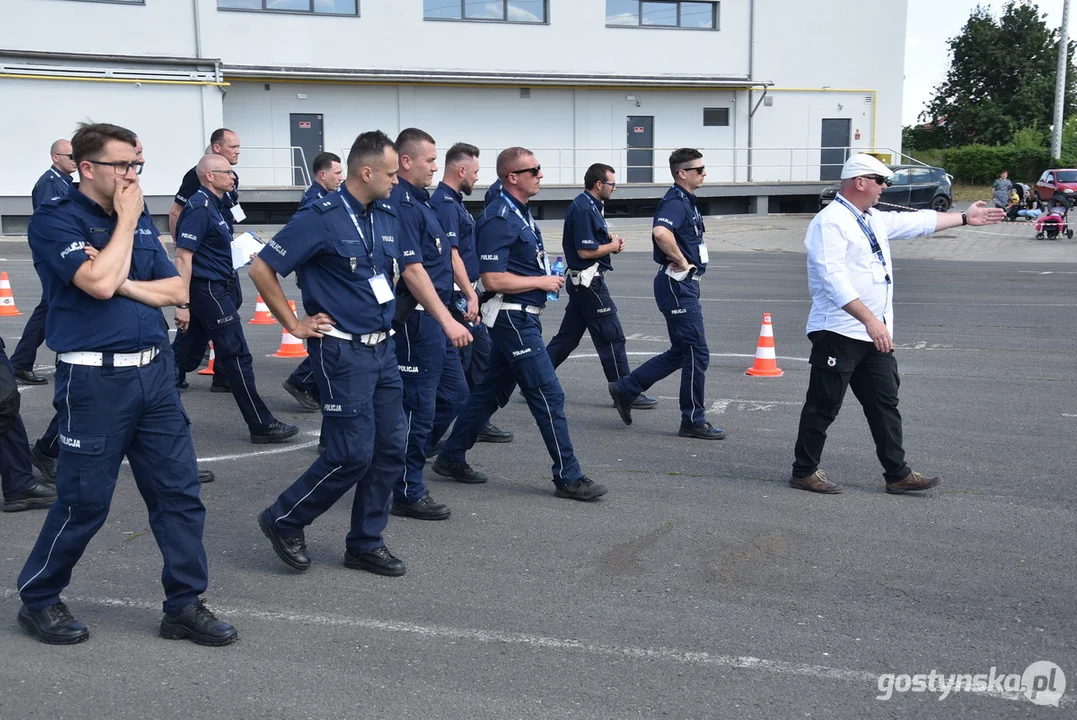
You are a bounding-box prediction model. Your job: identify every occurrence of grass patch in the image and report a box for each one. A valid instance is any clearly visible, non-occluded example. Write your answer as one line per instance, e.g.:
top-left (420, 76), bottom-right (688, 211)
top-left (951, 184), bottom-right (994, 203)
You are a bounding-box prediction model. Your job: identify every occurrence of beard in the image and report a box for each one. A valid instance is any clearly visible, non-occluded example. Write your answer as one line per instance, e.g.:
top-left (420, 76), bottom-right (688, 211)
top-left (460, 181), bottom-right (474, 196)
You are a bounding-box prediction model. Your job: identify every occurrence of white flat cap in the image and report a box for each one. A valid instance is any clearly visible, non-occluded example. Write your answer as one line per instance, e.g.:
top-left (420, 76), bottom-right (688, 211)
top-left (840, 154), bottom-right (893, 180)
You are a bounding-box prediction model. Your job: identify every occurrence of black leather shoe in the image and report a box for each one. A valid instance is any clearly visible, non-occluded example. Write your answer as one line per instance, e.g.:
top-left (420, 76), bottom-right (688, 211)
top-left (3, 482), bottom-right (57, 512)
top-left (18, 602), bottom-right (88, 644)
top-left (630, 394), bottom-right (658, 410)
top-left (176, 375), bottom-right (189, 390)
top-left (554, 476), bottom-right (608, 501)
top-left (431, 457), bottom-right (488, 484)
top-left (198, 469), bottom-right (215, 484)
top-left (390, 494), bottom-right (451, 520)
top-left (425, 438), bottom-right (445, 460)
top-left (608, 382), bottom-right (633, 426)
top-left (678, 422), bottom-right (726, 440)
top-left (250, 420), bottom-right (299, 445)
top-left (258, 510), bottom-right (310, 570)
top-left (14, 369), bottom-right (47, 385)
top-left (159, 599), bottom-right (237, 646)
top-left (343, 546), bottom-right (406, 577)
top-left (210, 382), bottom-right (232, 394)
top-left (30, 444), bottom-right (57, 485)
top-left (476, 423), bottom-right (514, 443)
top-left (282, 379), bottom-right (319, 412)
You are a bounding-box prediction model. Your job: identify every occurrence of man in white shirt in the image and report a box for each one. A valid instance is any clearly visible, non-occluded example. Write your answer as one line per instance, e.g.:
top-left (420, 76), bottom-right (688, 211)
top-left (789, 154), bottom-right (1004, 494)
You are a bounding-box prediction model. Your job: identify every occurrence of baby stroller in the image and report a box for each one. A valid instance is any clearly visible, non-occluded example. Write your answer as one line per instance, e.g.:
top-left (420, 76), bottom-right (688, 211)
top-left (1005, 182), bottom-right (1029, 221)
top-left (1035, 193), bottom-right (1073, 240)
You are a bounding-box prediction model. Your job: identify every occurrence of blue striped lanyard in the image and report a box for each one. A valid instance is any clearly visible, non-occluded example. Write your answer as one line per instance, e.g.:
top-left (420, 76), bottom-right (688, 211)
top-left (338, 191), bottom-right (377, 274)
top-left (834, 195), bottom-right (890, 284)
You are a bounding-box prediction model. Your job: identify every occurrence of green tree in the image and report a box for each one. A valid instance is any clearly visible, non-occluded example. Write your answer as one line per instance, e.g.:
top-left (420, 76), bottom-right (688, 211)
top-left (922, 0), bottom-right (1077, 147)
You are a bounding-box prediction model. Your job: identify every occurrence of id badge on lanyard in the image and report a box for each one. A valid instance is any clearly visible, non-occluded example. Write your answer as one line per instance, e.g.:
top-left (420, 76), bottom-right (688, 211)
top-left (502, 192), bottom-right (548, 273)
top-left (341, 192), bottom-right (394, 303)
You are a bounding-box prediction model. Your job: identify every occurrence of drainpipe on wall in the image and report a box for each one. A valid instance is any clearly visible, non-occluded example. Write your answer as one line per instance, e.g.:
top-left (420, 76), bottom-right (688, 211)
top-left (747, 0), bottom-right (755, 182)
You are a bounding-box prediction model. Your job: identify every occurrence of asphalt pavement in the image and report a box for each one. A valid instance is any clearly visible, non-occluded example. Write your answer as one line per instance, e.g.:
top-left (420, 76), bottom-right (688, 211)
top-left (0, 214), bottom-right (1075, 719)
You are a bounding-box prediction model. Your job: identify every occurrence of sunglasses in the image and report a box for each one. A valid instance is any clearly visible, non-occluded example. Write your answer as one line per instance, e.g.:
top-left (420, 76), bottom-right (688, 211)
top-left (681, 166), bottom-right (706, 174)
top-left (509, 165), bottom-right (541, 176)
top-left (863, 175), bottom-right (893, 187)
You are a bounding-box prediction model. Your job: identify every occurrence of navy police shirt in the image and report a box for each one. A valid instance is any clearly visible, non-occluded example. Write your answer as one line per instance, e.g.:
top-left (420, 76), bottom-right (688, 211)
top-left (259, 186), bottom-right (400, 336)
top-left (476, 192), bottom-right (550, 308)
top-left (175, 188), bottom-right (235, 282)
top-left (652, 185), bottom-right (708, 276)
top-left (431, 181), bottom-right (479, 283)
top-left (29, 190), bottom-right (178, 353)
top-left (31, 167), bottom-right (74, 212)
top-left (390, 178), bottom-right (455, 305)
top-left (483, 179), bottom-right (502, 208)
top-left (175, 166), bottom-right (240, 228)
top-left (299, 183), bottom-right (326, 211)
top-left (563, 191), bottom-right (614, 272)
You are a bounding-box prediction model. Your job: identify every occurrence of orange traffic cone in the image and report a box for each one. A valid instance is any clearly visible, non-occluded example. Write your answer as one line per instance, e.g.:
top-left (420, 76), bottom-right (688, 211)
top-left (0, 271), bottom-right (22, 316)
top-left (249, 294), bottom-right (277, 324)
top-left (745, 312), bottom-right (784, 377)
top-left (271, 302), bottom-right (307, 358)
top-left (197, 342), bottom-right (216, 375)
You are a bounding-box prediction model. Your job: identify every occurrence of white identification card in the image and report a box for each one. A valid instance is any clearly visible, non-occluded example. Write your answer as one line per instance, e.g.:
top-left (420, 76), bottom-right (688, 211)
top-left (230, 203), bottom-right (247, 223)
top-left (698, 243), bottom-right (710, 264)
top-left (369, 274), bottom-right (394, 304)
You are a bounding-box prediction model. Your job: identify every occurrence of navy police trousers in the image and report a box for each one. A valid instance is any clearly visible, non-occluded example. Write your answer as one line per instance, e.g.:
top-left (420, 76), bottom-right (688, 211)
top-left (392, 310), bottom-right (469, 503)
top-left (545, 274), bottom-right (629, 382)
top-left (17, 347), bottom-right (207, 614)
top-left (615, 273), bottom-right (709, 427)
top-left (441, 309), bottom-right (582, 486)
top-left (265, 336), bottom-right (404, 554)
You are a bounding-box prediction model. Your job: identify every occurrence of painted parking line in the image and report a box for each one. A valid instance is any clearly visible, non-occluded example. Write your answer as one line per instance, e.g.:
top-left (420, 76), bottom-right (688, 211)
top-left (0, 587), bottom-right (1054, 707)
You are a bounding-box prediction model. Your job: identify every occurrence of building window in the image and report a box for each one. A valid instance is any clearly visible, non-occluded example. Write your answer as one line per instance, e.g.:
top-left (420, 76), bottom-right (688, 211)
top-left (424, 0), bottom-right (548, 24)
top-left (703, 107), bottom-right (729, 126)
top-left (217, 0), bottom-right (358, 15)
top-left (607, 1), bottom-right (718, 29)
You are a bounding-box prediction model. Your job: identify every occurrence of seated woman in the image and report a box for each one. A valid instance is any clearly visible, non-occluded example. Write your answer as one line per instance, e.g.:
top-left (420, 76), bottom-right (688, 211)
top-left (1017, 195), bottom-right (1044, 220)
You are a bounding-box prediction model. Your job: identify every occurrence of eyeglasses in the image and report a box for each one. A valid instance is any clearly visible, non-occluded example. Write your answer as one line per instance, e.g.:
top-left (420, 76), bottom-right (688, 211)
top-left (509, 166), bottom-right (541, 176)
top-left (86, 159), bottom-right (144, 176)
top-left (681, 166), bottom-right (706, 174)
top-left (600, 180), bottom-right (617, 189)
top-left (208, 169), bottom-right (236, 176)
top-left (55, 153), bottom-right (74, 159)
top-left (863, 175), bottom-right (893, 187)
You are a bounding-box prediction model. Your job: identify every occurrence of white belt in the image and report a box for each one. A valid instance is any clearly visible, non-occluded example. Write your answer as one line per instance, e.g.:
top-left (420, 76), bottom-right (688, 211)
top-left (58, 347), bottom-right (159, 368)
top-left (323, 326), bottom-right (392, 346)
top-left (500, 302), bottom-right (544, 315)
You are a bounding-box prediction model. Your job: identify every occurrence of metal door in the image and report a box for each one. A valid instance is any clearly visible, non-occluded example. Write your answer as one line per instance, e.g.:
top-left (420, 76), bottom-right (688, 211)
top-left (627, 116), bottom-right (654, 184)
top-left (289, 113), bottom-right (323, 186)
top-left (819, 118), bottom-right (850, 181)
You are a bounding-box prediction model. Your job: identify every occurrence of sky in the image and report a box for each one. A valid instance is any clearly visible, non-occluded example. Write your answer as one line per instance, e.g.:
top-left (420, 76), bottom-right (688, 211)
top-left (903, 0), bottom-right (1074, 124)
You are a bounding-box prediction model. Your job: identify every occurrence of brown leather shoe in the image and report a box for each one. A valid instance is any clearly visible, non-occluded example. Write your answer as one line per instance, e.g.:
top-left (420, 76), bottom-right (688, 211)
top-left (789, 470), bottom-right (841, 494)
top-left (885, 471), bottom-right (941, 494)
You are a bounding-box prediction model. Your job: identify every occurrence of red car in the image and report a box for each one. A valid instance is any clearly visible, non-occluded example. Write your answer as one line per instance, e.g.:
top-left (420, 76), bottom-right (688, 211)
top-left (1034, 169), bottom-right (1077, 201)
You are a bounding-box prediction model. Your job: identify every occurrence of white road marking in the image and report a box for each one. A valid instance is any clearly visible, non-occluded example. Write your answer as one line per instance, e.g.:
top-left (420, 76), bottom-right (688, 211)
top-left (0, 588), bottom-right (1053, 706)
top-left (1018, 270), bottom-right (1077, 275)
top-left (1063, 413), bottom-right (1077, 418)
top-left (116, 431), bottom-right (320, 466)
top-left (569, 351), bottom-right (808, 362)
top-left (655, 397), bottom-right (802, 414)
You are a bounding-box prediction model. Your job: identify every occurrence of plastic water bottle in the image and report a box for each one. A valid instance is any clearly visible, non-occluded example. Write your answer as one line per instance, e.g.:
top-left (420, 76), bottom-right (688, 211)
top-left (547, 256), bottom-right (565, 302)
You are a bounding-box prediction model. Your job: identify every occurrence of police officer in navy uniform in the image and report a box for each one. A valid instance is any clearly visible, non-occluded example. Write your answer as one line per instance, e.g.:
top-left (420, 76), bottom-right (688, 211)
top-left (282, 151), bottom-right (345, 413)
top-left (16, 122), bottom-right (236, 646)
top-left (0, 333), bottom-right (56, 512)
top-left (171, 155), bottom-right (297, 445)
top-left (12, 140), bottom-right (79, 386)
top-left (608, 148), bottom-right (725, 439)
top-left (387, 128), bottom-right (475, 521)
top-left (251, 130), bottom-right (408, 577)
top-left (28, 137), bottom-right (216, 485)
top-left (546, 163), bottom-right (657, 409)
top-left (169, 129), bottom-right (242, 393)
top-left (430, 142), bottom-right (513, 445)
top-left (433, 147), bottom-right (607, 501)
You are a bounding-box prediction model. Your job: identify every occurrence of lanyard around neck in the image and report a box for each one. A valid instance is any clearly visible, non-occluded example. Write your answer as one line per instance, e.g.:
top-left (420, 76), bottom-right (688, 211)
top-left (337, 191), bottom-right (376, 268)
top-left (834, 195), bottom-right (887, 267)
top-left (501, 192), bottom-right (536, 232)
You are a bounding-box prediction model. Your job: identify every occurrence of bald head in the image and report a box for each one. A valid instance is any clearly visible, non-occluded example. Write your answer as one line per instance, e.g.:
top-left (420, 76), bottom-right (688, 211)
top-left (50, 139), bottom-right (77, 175)
top-left (198, 153), bottom-right (235, 197)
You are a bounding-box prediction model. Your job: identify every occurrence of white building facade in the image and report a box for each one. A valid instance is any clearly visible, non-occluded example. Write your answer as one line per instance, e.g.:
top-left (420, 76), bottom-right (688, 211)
top-left (0, 0), bottom-right (908, 211)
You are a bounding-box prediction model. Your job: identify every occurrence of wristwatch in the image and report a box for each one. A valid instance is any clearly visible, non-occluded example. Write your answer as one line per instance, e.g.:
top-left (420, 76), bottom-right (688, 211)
top-left (177, 303), bottom-right (190, 309)
top-left (961, 212), bottom-right (968, 226)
